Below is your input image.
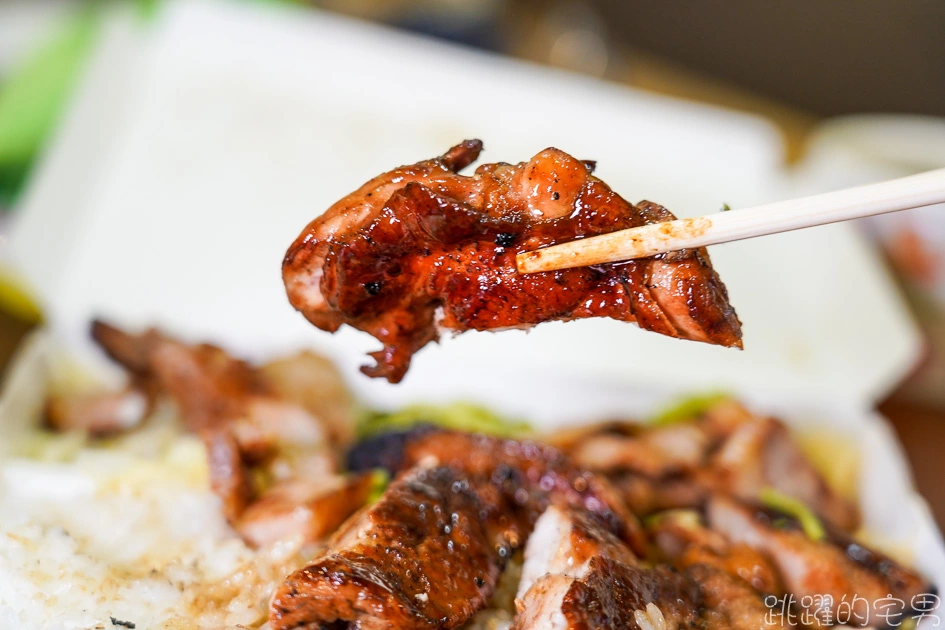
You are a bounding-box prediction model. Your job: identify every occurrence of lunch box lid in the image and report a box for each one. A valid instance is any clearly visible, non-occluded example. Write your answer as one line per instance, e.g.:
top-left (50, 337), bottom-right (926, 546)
top-left (5, 0), bottom-right (920, 419)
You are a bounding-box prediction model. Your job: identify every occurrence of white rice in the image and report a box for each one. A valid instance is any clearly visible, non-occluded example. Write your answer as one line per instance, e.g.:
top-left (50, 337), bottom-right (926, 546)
top-left (0, 405), bottom-right (315, 630)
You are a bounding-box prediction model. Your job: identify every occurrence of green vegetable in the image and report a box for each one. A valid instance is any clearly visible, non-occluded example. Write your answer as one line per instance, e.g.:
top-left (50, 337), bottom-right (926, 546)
top-left (135, 0), bottom-right (161, 19)
top-left (649, 392), bottom-right (730, 427)
top-left (366, 469), bottom-right (389, 504)
top-left (0, 6), bottom-right (100, 202)
top-left (759, 487), bottom-right (826, 541)
top-left (643, 509), bottom-right (702, 530)
top-left (357, 402), bottom-right (531, 439)
top-left (720, 203), bottom-right (732, 212)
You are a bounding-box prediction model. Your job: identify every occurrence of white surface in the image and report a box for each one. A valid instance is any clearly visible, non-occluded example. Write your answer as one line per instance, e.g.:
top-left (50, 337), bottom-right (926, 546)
top-left (795, 114), bottom-right (945, 304)
top-left (7, 0), bottom-right (920, 414)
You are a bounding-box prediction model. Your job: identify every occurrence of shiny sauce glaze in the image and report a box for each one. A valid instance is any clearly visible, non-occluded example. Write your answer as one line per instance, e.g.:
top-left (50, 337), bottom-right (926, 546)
top-left (269, 467), bottom-right (503, 630)
top-left (283, 140), bottom-right (742, 383)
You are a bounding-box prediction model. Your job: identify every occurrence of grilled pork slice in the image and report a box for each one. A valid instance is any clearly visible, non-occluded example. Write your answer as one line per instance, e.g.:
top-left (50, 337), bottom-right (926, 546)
top-left (283, 140), bottom-right (742, 383)
top-left (516, 506), bottom-right (637, 601)
top-left (647, 509), bottom-right (780, 595)
top-left (271, 429), bottom-right (646, 630)
top-left (270, 467), bottom-right (502, 630)
top-left (45, 389), bottom-right (149, 437)
top-left (259, 351), bottom-right (357, 448)
top-left (515, 506), bottom-right (786, 630)
top-left (559, 402), bottom-right (860, 532)
top-left (708, 495), bottom-right (932, 627)
top-left (513, 505), bottom-right (639, 630)
top-left (688, 563), bottom-right (788, 630)
top-left (202, 427), bottom-right (256, 523)
top-left (400, 430), bottom-right (646, 555)
top-left (710, 417), bottom-right (859, 532)
top-left (236, 473), bottom-right (375, 548)
top-left (523, 556), bottom-right (702, 630)
top-left (647, 510), bottom-right (786, 629)
top-left (568, 423), bottom-right (710, 478)
top-left (610, 472), bottom-right (708, 517)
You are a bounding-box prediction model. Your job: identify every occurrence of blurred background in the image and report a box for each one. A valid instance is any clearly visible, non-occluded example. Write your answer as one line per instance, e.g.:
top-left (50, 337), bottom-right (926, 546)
top-left (0, 0), bottom-right (943, 523)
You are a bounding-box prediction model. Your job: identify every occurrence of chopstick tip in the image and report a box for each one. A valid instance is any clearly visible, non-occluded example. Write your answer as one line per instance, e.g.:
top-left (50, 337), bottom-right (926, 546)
top-left (515, 250), bottom-right (543, 274)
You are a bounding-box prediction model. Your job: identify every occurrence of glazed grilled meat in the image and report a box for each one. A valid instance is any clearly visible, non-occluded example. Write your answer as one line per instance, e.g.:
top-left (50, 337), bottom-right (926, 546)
top-left (708, 495), bottom-right (932, 627)
top-left (513, 505), bottom-right (639, 630)
top-left (558, 401), bottom-right (860, 532)
top-left (516, 505), bottom-right (638, 600)
top-left (399, 430), bottom-right (646, 555)
top-left (557, 557), bottom-right (701, 630)
top-left (347, 427), bottom-right (644, 552)
top-left (270, 467), bottom-right (503, 630)
top-left (646, 509), bottom-right (788, 629)
top-left (273, 432), bottom-right (646, 629)
top-left (514, 504), bottom-right (782, 630)
top-left (710, 415), bottom-right (860, 532)
top-left (87, 322), bottom-right (356, 447)
top-left (647, 510), bottom-right (780, 595)
top-left (687, 563), bottom-right (788, 630)
top-left (237, 474), bottom-right (376, 549)
top-left (283, 140), bottom-right (742, 382)
top-left (88, 320), bottom-right (282, 433)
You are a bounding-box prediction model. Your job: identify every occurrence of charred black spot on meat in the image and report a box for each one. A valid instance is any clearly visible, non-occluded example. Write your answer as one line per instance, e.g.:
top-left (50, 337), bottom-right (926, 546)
top-left (495, 232), bottom-right (515, 247)
top-left (345, 425), bottom-right (437, 474)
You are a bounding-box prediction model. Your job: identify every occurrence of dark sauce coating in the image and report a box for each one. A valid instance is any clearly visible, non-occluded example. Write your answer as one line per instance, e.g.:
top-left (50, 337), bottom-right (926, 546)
top-left (561, 557), bottom-right (700, 630)
top-left (283, 140), bottom-right (742, 383)
top-left (400, 430), bottom-right (647, 556)
top-left (270, 467), bottom-right (502, 630)
top-left (272, 431), bottom-right (647, 629)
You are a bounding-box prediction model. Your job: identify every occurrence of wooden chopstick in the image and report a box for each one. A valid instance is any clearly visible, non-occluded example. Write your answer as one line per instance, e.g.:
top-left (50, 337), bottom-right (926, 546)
top-left (516, 168), bottom-right (945, 274)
